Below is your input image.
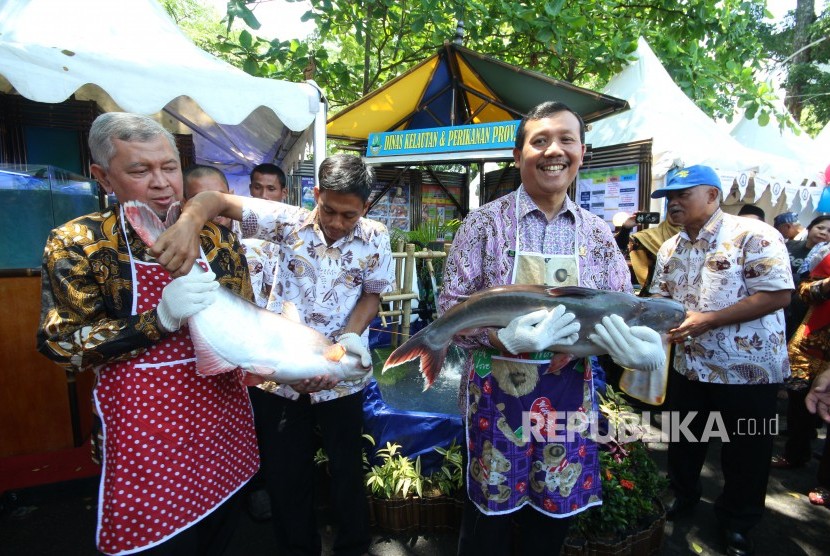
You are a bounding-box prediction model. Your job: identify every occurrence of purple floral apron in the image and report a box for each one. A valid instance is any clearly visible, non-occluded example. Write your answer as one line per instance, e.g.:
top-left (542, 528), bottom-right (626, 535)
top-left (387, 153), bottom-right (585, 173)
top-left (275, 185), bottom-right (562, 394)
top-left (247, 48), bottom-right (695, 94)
top-left (464, 187), bottom-right (601, 517)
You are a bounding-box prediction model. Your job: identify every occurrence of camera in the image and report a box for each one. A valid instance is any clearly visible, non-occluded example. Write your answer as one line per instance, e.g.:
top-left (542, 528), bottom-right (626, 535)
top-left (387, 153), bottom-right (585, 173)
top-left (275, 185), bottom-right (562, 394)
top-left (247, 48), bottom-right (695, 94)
top-left (635, 211), bottom-right (660, 225)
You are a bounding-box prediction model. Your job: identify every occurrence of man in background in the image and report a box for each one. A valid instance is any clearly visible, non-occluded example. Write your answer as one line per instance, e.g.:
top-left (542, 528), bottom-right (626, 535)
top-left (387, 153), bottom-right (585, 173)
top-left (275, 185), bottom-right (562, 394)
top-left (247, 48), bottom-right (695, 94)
top-left (184, 164), bottom-right (278, 309)
top-left (249, 163), bottom-right (288, 202)
top-left (737, 204), bottom-right (765, 221)
top-left (774, 211), bottom-right (806, 241)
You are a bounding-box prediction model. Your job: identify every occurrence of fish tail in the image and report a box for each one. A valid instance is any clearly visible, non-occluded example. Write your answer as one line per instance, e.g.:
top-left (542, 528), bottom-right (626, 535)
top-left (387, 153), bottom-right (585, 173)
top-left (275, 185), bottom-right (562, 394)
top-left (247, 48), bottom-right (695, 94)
top-left (123, 201), bottom-right (167, 247)
top-left (382, 329), bottom-right (447, 391)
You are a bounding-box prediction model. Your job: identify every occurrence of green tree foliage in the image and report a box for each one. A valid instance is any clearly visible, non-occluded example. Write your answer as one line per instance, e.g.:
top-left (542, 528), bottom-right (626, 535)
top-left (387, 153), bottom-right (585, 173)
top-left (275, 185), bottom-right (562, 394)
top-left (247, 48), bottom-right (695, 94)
top-left (159, 0), bottom-right (233, 60)
top-left (215, 0), bottom-right (787, 124)
top-left (761, 1), bottom-right (829, 134)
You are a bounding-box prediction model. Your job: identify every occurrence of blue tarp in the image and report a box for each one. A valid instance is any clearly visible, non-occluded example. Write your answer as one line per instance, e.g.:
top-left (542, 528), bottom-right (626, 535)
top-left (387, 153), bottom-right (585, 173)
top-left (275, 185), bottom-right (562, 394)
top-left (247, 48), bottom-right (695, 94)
top-left (362, 379), bottom-right (463, 475)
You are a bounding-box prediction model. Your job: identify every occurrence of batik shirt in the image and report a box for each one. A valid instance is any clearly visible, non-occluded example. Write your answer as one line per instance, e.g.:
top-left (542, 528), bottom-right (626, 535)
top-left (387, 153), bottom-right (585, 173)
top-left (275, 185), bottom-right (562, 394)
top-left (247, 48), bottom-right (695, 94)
top-left (241, 197), bottom-right (395, 403)
top-left (653, 209), bottom-right (793, 384)
top-left (241, 237), bottom-right (280, 308)
top-left (37, 206), bottom-right (253, 373)
top-left (440, 189), bottom-right (633, 349)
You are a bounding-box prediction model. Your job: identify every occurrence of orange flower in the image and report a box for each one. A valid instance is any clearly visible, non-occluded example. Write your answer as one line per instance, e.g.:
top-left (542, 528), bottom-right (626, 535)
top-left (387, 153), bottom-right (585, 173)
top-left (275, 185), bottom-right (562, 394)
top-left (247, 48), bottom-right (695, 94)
top-left (605, 469), bottom-right (613, 481)
top-left (620, 479), bottom-right (635, 490)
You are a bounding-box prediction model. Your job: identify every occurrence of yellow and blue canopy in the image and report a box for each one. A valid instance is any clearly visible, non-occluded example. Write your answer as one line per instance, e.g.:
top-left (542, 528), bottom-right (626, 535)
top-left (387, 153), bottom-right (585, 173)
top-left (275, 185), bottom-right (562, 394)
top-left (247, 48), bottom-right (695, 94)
top-left (327, 42), bottom-right (628, 144)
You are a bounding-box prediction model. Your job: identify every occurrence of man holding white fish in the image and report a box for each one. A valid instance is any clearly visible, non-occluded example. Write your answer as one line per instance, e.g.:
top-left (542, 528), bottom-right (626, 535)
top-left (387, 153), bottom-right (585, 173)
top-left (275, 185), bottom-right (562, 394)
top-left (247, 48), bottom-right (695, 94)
top-left (439, 101), bottom-right (667, 556)
top-left (37, 112), bottom-right (259, 555)
top-left (153, 153), bottom-right (395, 556)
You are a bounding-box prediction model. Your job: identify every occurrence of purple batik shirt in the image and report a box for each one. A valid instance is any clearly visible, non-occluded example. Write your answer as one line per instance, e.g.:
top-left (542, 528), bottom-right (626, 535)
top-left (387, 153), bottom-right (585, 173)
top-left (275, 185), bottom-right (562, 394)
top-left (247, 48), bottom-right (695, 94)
top-left (439, 188), bottom-right (633, 351)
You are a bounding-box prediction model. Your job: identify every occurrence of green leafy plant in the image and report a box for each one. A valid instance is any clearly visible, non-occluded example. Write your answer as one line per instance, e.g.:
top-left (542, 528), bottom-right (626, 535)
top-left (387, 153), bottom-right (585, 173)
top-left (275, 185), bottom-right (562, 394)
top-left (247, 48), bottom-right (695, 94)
top-left (575, 387), bottom-right (668, 540)
top-left (364, 441), bottom-right (425, 499)
top-left (426, 441), bottom-right (464, 498)
top-left (360, 436), bottom-right (464, 500)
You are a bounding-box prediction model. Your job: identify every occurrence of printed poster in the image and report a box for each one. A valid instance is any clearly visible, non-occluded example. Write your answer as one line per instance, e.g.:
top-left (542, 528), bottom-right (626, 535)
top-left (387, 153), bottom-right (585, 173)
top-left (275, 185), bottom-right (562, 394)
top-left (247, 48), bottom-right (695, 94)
top-left (576, 165), bottom-right (640, 228)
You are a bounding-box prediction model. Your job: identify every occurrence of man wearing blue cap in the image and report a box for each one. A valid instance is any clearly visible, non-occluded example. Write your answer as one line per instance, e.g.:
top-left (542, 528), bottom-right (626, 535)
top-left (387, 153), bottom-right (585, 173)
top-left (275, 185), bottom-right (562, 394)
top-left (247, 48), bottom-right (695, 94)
top-left (773, 211), bottom-right (805, 241)
top-left (650, 165), bottom-right (793, 556)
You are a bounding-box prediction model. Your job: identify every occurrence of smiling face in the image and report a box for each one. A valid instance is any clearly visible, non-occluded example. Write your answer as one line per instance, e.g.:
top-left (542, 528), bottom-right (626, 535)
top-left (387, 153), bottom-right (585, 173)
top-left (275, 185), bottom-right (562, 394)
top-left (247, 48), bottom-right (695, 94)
top-left (313, 188), bottom-right (369, 245)
top-left (513, 112), bottom-right (586, 214)
top-left (91, 136), bottom-right (182, 218)
top-left (664, 185), bottom-right (720, 232)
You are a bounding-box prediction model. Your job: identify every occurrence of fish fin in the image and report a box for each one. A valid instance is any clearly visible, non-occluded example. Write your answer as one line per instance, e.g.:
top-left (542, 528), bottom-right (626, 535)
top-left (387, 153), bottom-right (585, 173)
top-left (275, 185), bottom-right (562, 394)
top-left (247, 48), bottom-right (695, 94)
top-left (163, 202), bottom-right (182, 227)
top-left (123, 201), bottom-right (167, 247)
top-left (544, 286), bottom-right (595, 298)
top-left (247, 365), bottom-right (279, 378)
top-left (190, 322), bottom-right (238, 376)
top-left (281, 300), bottom-right (301, 323)
top-left (544, 353), bottom-right (574, 374)
top-left (324, 343), bottom-right (347, 363)
top-left (382, 328), bottom-right (447, 391)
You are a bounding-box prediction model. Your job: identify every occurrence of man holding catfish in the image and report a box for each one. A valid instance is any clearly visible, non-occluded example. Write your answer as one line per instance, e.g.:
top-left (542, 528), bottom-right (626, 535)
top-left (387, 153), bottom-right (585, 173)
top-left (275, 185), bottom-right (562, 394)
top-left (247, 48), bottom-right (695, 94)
top-left (37, 112), bottom-right (259, 555)
top-left (439, 101), bottom-right (667, 555)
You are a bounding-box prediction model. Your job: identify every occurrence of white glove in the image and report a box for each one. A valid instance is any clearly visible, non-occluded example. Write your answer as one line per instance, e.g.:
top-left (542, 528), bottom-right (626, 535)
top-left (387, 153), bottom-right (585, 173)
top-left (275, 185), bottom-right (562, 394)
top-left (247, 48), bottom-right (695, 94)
top-left (157, 271), bottom-right (220, 332)
top-left (336, 332), bottom-right (372, 368)
top-left (588, 314), bottom-right (666, 372)
top-left (496, 306), bottom-right (580, 355)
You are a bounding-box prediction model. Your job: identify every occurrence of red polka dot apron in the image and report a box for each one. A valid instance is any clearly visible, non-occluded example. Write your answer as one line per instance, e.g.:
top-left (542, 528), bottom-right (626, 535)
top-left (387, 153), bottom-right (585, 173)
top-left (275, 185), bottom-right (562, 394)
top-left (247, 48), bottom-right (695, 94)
top-left (93, 212), bottom-right (259, 555)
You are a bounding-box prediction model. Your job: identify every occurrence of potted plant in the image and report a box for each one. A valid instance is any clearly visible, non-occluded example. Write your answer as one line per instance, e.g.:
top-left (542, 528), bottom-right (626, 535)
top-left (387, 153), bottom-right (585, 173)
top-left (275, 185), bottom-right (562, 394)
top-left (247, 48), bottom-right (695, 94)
top-left (363, 437), bottom-right (466, 535)
top-left (364, 440), bottom-right (425, 534)
top-left (564, 387), bottom-right (668, 556)
top-left (418, 441), bottom-right (465, 534)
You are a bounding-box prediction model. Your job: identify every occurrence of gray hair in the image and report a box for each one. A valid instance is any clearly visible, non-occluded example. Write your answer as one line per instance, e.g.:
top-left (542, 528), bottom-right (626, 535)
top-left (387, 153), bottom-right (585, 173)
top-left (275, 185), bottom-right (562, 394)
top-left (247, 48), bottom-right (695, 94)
top-left (88, 112), bottom-right (178, 170)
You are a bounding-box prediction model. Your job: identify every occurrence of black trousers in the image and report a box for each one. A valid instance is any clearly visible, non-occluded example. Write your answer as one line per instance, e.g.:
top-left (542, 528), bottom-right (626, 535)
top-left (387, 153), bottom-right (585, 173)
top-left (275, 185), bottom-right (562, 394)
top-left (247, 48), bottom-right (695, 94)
top-left (250, 387), bottom-right (370, 556)
top-left (107, 493), bottom-right (241, 556)
top-left (457, 496), bottom-right (571, 556)
top-left (666, 373), bottom-right (779, 533)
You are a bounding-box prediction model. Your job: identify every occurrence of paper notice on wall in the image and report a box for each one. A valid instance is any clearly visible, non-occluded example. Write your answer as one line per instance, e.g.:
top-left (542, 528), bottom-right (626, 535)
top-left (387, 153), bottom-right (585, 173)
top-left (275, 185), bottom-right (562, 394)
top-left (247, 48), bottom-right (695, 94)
top-left (576, 164), bottom-right (640, 228)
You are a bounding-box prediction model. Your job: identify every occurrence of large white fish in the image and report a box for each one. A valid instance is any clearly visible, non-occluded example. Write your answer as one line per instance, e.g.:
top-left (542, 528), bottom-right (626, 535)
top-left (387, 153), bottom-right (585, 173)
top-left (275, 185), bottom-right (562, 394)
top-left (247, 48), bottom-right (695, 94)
top-left (124, 201), bottom-right (368, 384)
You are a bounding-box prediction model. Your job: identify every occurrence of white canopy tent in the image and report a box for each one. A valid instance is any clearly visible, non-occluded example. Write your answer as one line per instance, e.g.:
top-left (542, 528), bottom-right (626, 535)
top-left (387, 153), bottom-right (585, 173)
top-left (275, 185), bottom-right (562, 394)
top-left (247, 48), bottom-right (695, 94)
top-left (585, 37), bottom-right (822, 219)
top-left (730, 111), bottom-right (826, 185)
top-left (0, 0), bottom-right (326, 192)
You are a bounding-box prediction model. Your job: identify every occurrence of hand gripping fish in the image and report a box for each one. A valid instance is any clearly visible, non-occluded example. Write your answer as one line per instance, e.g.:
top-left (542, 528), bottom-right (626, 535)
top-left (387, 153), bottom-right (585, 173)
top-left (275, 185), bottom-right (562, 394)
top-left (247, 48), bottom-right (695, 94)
top-left (383, 285), bottom-right (685, 389)
top-left (124, 201), bottom-right (368, 384)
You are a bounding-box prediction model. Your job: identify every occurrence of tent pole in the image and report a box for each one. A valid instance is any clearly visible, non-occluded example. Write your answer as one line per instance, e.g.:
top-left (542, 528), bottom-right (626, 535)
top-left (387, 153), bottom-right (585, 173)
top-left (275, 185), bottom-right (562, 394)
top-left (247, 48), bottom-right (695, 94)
top-left (309, 81), bottom-right (328, 187)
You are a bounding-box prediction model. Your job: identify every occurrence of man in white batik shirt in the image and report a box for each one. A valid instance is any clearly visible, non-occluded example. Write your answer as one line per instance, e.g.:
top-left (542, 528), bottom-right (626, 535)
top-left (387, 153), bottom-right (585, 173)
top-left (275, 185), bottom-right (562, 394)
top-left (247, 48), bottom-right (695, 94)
top-left (651, 164), bottom-right (793, 556)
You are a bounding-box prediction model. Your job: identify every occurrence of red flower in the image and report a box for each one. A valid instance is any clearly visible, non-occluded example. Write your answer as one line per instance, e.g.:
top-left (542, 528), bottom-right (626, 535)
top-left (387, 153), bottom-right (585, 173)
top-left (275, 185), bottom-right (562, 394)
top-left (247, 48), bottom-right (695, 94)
top-left (482, 379), bottom-right (492, 395)
top-left (620, 479), bottom-right (635, 490)
top-left (583, 475), bottom-right (593, 489)
top-left (543, 498), bottom-right (558, 512)
top-left (515, 481), bottom-right (527, 493)
top-left (526, 444), bottom-right (534, 457)
top-left (478, 417), bottom-right (490, 431)
top-left (578, 444), bottom-right (587, 458)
